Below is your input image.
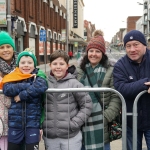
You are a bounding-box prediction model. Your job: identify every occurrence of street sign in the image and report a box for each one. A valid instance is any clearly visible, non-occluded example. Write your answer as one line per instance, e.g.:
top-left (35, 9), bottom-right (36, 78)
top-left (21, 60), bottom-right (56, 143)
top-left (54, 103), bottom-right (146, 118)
top-left (39, 30), bottom-right (46, 42)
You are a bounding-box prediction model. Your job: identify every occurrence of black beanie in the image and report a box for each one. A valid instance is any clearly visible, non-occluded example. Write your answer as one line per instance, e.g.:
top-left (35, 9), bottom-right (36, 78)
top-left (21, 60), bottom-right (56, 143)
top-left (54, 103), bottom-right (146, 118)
top-left (123, 30), bottom-right (147, 46)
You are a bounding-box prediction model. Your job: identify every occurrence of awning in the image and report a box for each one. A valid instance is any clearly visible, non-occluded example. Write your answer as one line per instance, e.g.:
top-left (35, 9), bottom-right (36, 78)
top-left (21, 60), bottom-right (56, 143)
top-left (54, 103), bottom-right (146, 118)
top-left (69, 38), bottom-right (87, 46)
top-left (118, 42), bottom-right (123, 46)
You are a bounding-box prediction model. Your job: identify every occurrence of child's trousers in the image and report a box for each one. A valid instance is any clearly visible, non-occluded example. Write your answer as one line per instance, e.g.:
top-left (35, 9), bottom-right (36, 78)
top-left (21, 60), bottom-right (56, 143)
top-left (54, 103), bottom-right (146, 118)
top-left (0, 136), bottom-right (7, 150)
top-left (43, 131), bottom-right (82, 150)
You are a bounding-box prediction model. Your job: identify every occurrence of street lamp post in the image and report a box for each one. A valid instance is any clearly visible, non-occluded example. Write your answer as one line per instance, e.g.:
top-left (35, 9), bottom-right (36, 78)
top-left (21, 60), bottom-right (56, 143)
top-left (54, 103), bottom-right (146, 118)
top-left (65, 0), bottom-right (69, 54)
top-left (7, 0), bottom-right (11, 35)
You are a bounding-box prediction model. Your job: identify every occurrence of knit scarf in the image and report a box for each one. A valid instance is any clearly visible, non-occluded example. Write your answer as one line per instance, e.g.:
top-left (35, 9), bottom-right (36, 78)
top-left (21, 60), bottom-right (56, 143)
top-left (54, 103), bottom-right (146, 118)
top-left (0, 67), bottom-right (47, 126)
top-left (0, 67), bottom-right (33, 89)
top-left (0, 53), bottom-right (17, 76)
top-left (80, 63), bottom-right (106, 150)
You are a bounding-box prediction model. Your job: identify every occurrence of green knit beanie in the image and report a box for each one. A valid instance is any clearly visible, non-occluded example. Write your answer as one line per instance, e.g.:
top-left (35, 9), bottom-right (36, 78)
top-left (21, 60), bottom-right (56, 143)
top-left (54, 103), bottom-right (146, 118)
top-left (16, 48), bottom-right (37, 67)
top-left (0, 31), bottom-right (15, 50)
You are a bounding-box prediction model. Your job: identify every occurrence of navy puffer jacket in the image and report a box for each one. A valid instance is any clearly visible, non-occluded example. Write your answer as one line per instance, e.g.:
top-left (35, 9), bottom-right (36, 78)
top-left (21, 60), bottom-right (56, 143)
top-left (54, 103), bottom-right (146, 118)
top-left (113, 49), bottom-right (150, 130)
top-left (3, 68), bottom-right (48, 129)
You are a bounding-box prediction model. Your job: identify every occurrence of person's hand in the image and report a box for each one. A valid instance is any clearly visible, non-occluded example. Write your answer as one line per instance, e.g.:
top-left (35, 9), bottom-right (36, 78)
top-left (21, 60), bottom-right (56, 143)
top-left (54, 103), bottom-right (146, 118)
top-left (144, 82), bottom-right (150, 93)
top-left (0, 76), bottom-right (3, 82)
top-left (31, 74), bottom-right (36, 77)
top-left (39, 129), bottom-right (43, 141)
top-left (148, 87), bottom-right (150, 93)
top-left (14, 95), bottom-right (21, 102)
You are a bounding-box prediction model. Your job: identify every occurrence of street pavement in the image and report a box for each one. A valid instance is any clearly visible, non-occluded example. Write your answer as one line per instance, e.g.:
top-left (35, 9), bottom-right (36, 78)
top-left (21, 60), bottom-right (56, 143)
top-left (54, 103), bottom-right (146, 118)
top-left (38, 49), bottom-right (147, 149)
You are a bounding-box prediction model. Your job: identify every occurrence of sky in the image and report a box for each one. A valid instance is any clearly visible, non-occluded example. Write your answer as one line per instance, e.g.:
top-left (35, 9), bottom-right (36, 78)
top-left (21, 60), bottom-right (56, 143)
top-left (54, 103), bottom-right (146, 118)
top-left (83, 0), bottom-right (144, 42)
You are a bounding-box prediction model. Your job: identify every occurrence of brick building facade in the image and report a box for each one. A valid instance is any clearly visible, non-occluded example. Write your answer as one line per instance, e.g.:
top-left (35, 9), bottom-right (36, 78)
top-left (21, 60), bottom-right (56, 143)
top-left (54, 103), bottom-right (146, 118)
top-left (126, 16), bottom-right (141, 32)
top-left (4, 0), bottom-right (67, 65)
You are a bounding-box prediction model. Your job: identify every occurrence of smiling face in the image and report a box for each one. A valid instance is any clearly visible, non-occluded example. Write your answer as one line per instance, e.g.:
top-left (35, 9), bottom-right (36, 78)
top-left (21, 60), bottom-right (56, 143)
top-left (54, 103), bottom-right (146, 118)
top-left (125, 40), bottom-right (146, 63)
top-left (50, 57), bottom-right (69, 80)
top-left (19, 56), bottom-right (35, 74)
top-left (88, 48), bottom-right (103, 67)
top-left (0, 44), bottom-right (14, 64)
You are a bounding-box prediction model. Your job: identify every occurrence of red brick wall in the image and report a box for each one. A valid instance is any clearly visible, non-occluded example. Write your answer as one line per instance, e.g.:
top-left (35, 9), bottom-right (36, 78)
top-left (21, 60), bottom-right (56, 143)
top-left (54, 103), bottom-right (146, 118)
top-left (10, 0), bottom-right (66, 64)
top-left (127, 16), bottom-right (141, 33)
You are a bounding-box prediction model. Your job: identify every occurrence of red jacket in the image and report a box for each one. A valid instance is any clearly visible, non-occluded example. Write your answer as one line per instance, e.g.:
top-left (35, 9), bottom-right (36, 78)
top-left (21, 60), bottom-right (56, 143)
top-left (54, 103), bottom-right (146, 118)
top-left (68, 51), bottom-right (73, 56)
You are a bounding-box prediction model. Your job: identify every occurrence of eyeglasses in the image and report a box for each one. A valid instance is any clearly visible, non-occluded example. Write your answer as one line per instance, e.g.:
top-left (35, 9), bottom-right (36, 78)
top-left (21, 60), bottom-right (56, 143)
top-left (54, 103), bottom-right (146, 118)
top-left (125, 42), bottom-right (141, 50)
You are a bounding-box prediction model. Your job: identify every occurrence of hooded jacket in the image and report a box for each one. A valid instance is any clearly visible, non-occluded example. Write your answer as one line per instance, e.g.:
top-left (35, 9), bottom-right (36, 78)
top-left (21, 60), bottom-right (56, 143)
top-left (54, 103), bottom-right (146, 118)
top-left (43, 66), bottom-right (92, 139)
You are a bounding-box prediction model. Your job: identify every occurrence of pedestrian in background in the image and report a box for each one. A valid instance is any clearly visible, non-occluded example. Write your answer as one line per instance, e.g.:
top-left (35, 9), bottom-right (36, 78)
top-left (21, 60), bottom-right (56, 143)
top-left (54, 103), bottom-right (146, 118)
top-left (42, 50), bottom-right (92, 150)
top-left (113, 30), bottom-right (150, 150)
top-left (77, 29), bottom-right (121, 150)
top-left (68, 50), bottom-right (73, 59)
top-left (2, 49), bottom-right (48, 150)
top-left (0, 31), bottom-right (17, 150)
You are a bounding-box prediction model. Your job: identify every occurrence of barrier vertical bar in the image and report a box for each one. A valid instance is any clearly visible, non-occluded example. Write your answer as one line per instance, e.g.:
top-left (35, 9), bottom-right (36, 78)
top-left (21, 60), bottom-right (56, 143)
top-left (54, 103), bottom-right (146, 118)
top-left (133, 90), bottom-right (147, 150)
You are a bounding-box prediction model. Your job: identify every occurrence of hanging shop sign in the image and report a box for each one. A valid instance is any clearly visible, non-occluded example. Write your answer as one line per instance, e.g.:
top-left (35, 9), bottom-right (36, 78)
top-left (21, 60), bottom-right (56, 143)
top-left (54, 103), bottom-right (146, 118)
top-left (61, 29), bottom-right (66, 42)
top-left (47, 41), bottom-right (50, 55)
top-left (74, 42), bottom-right (78, 47)
top-left (0, 0), bottom-right (6, 25)
top-left (73, 0), bottom-right (78, 28)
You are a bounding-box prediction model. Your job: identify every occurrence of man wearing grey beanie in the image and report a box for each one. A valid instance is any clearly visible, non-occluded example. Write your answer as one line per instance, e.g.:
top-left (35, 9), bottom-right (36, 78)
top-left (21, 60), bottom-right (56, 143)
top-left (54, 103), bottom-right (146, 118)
top-left (113, 30), bottom-right (150, 150)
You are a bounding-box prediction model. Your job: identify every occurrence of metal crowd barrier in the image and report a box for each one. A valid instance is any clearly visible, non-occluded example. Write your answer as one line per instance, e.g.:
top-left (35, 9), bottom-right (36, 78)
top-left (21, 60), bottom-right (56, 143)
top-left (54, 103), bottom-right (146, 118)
top-left (0, 88), bottom-right (127, 150)
top-left (46, 87), bottom-right (127, 150)
top-left (132, 90), bottom-right (147, 150)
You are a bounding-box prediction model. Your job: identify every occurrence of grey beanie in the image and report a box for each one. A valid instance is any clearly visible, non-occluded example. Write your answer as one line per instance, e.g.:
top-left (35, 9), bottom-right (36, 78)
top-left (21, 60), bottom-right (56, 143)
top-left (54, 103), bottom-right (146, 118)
top-left (123, 30), bottom-right (147, 46)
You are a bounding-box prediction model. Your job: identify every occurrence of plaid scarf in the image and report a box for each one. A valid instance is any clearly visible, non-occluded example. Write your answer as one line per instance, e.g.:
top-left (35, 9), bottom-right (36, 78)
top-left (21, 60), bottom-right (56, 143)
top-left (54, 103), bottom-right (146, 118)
top-left (80, 63), bottom-right (106, 150)
top-left (0, 52), bottom-right (17, 76)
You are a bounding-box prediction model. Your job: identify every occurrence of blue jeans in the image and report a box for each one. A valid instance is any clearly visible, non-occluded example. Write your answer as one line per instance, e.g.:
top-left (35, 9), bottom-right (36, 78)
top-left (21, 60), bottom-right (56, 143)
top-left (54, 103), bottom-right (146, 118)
top-left (104, 143), bottom-right (110, 150)
top-left (127, 126), bottom-right (150, 150)
top-left (81, 143), bottom-right (110, 150)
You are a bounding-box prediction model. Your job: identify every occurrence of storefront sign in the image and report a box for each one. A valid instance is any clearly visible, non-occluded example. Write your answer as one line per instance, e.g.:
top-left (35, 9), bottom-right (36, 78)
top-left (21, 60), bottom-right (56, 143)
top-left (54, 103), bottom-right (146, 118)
top-left (74, 42), bottom-right (78, 47)
top-left (39, 41), bottom-right (44, 55)
top-left (62, 44), bottom-right (64, 50)
top-left (53, 43), bottom-right (56, 52)
top-left (58, 43), bottom-right (60, 50)
top-left (47, 41), bottom-right (50, 55)
top-left (29, 38), bottom-right (35, 55)
top-left (0, 0), bottom-right (6, 25)
top-left (61, 29), bottom-right (66, 42)
top-left (73, 0), bottom-right (78, 28)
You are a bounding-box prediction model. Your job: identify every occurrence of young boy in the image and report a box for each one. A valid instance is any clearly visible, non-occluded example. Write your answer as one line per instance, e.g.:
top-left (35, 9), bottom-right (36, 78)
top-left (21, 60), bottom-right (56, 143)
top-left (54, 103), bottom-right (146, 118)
top-left (42, 50), bottom-right (92, 150)
top-left (2, 49), bottom-right (48, 150)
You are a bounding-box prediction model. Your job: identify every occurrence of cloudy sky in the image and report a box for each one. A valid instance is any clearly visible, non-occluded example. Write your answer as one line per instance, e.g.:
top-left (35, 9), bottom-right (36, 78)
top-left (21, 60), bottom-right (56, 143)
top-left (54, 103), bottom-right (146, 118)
top-left (83, 0), bottom-right (143, 42)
